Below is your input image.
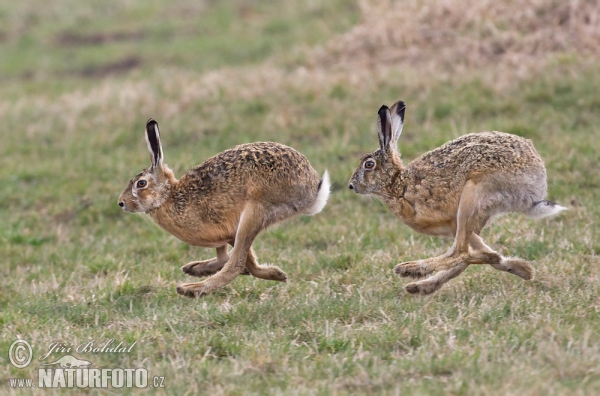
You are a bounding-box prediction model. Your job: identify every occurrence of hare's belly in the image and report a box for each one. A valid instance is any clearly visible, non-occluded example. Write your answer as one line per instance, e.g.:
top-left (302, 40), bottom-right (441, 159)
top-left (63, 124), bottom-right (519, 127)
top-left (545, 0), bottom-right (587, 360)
top-left (175, 233), bottom-right (231, 247)
top-left (158, 221), bottom-right (233, 247)
top-left (149, 210), bottom-right (237, 247)
top-left (404, 219), bottom-right (455, 237)
top-left (395, 199), bottom-right (456, 237)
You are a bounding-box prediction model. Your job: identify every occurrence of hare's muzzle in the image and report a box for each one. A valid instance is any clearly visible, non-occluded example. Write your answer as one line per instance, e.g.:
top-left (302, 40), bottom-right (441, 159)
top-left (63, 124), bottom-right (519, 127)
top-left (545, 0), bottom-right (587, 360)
top-left (118, 200), bottom-right (133, 212)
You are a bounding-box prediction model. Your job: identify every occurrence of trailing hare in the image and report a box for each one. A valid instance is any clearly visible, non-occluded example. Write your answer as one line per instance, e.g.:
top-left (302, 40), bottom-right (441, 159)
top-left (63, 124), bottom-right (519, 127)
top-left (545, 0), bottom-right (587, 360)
top-left (119, 119), bottom-right (330, 298)
top-left (348, 101), bottom-right (566, 295)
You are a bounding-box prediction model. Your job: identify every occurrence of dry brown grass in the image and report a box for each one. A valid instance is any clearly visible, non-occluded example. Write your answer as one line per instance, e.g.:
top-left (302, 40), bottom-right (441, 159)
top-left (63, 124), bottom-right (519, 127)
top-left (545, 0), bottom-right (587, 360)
top-left (315, 0), bottom-right (600, 65)
top-left (309, 0), bottom-right (600, 83)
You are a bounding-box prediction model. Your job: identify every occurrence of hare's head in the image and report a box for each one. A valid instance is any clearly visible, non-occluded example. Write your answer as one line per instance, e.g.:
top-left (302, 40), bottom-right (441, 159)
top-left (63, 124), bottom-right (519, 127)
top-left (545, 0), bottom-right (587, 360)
top-left (118, 119), bottom-right (175, 213)
top-left (348, 101), bottom-right (406, 195)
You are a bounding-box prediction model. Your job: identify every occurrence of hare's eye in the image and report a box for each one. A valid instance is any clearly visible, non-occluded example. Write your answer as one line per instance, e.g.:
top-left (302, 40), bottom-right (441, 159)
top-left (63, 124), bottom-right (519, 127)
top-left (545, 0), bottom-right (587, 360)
top-left (136, 180), bottom-right (147, 188)
top-left (363, 159), bottom-right (376, 170)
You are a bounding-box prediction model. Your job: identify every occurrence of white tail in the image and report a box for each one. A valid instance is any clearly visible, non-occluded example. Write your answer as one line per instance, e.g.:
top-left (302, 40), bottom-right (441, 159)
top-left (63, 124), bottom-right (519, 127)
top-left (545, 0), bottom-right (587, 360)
top-left (527, 200), bottom-right (568, 218)
top-left (305, 170), bottom-right (330, 215)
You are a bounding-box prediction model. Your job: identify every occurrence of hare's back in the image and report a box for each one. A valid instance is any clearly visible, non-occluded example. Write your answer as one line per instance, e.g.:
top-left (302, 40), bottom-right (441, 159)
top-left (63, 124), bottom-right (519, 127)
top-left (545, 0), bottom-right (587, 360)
top-left (400, 132), bottom-right (546, 225)
top-left (411, 131), bottom-right (543, 179)
top-left (210, 141), bottom-right (316, 179)
top-left (183, 142), bottom-right (319, 198)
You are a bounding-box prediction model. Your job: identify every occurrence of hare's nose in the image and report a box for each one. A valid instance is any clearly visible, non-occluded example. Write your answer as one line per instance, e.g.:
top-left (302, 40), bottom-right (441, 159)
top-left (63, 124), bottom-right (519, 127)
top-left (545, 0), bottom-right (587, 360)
top-left (348, 183), bottom-right (354, 190)
top-left (118, 202), bottom-right (125, 208)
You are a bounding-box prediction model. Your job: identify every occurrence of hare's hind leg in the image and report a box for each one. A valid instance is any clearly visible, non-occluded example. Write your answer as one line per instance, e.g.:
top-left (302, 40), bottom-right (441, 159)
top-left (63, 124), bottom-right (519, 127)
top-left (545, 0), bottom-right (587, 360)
top-left (176, 202), bottom-right (266, 298)
top-left (469, 234), bottom-right (533, 280)
top-left (245, 248), bottom-right (287, 282)
top-left (404, 180), bottom-right (485, 294)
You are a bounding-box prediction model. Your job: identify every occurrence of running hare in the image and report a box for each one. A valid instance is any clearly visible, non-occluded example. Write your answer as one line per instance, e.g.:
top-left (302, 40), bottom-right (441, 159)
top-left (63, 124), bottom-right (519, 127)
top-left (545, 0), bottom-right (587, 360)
top-left (118, 119), bottom-right (330, 298)
top-left (348, 101), bottom-right (566, 295)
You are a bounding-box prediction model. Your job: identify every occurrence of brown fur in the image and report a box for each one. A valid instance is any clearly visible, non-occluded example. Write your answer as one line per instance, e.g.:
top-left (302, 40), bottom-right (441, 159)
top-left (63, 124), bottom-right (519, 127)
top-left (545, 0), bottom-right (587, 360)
top-left (348, 101), bottom-right (565, 294)
top-left (119, 119), bottom-right (330, 298)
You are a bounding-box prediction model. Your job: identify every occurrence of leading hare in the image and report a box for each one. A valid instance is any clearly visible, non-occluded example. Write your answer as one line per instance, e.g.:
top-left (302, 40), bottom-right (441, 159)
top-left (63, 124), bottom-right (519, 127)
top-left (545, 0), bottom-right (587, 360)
top-left (349, 101), bottom-right (565, 294)
top-left (119, 119), bottom-right (330, 298)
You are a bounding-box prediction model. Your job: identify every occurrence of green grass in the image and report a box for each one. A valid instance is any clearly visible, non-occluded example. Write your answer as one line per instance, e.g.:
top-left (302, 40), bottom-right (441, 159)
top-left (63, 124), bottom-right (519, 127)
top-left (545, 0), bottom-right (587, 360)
top-left (1, 0), bottom-right (600, 394)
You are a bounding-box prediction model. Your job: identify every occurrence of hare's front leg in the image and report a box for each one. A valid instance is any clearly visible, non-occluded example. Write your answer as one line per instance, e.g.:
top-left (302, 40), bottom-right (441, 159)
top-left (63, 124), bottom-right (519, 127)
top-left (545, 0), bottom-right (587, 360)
top-left (176, 202), bottom-right (266, 298)
top-left (181, 246), bottom-right (253, 278)
top-left (394, 256), bottom-right (448, 279)
top-left (404, 262), bottom-right (469, 294)
top-left (403, 180), bottom-right (482, 294)
top-left (181, 246), bottom-right (229, 277)
top-left (394, 233), bottom-right (464, 279)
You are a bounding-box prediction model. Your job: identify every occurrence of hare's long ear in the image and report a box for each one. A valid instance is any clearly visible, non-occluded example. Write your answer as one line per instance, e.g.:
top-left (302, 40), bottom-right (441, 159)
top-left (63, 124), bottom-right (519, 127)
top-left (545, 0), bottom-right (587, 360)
top-left (377, 105), bottom-right (393, 152)
top-left (389, 100), bottom-right (406, 148)
top-left (145, 118), bottom-right (163, 168)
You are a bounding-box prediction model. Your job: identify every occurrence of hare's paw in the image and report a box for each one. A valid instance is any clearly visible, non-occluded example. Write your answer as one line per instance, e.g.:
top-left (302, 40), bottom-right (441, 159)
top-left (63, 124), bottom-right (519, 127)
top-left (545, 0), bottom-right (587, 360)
top-left (264, 266), bottom-right (287, 282)
top-left (182, 259), bottom-right (218, 278)
top-left (176, 282), bottom-right (210, 298)
top-left (502, 258), bottom-right (534, 280)
top-left (405, 279), bottom-right (442, 295)
top-left (394, 261), bottom-right (431, 278)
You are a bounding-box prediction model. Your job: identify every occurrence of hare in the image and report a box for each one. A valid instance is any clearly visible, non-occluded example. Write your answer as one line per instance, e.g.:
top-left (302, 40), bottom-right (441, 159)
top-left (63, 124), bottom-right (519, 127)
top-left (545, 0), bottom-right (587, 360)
top-left (348, 101), bottom-right (566, 295)
top-left (118, 119), bottom-right (330, 298)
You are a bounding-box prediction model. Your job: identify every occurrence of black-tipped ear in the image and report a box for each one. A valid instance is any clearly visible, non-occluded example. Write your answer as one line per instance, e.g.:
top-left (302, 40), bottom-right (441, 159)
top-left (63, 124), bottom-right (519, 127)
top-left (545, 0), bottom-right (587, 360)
top-left (390, 101), bottom-right (406, 146)
top-left (145, 118), bottom-right (163, 168)
top-left (377, 105), bottom-right (392, 151)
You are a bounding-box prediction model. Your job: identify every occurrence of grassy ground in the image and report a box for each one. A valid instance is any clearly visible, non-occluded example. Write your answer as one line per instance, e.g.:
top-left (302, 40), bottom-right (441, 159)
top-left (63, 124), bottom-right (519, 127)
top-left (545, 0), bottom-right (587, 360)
top-left (1, 0), bottom-right (599, 394)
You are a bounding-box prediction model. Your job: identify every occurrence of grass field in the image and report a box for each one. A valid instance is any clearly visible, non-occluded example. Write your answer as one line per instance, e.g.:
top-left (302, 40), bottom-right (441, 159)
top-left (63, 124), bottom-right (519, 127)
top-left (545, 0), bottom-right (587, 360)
top-left (1, 0), bottom-right (599, 394)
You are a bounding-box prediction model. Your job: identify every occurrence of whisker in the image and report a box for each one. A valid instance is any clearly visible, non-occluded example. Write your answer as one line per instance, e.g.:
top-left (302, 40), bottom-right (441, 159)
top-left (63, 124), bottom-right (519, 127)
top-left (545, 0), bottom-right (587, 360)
top-left (137, 212), bottom-right (159, 229)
